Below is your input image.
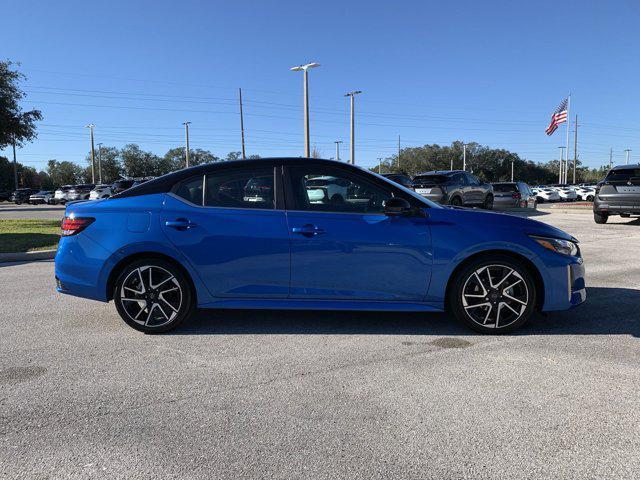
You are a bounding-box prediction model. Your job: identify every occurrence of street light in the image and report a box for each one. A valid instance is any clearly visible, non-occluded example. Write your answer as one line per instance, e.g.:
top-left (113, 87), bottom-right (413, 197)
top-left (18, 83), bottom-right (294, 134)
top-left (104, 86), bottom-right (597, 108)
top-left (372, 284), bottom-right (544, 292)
top-left (334, 140), bottom-right (343, 161)
top-left (96, 142), bottom-right (103, 184)
top-left (183, 121), bottom-right (191, 168)
top-left (85, 124), bottom-right (96, 183)
top-left (558, 146), bottom-right (566, 184)
top-left (290, 62), bottom-right (320, 157)
top-left (344, 91), bottom-right (362, 165)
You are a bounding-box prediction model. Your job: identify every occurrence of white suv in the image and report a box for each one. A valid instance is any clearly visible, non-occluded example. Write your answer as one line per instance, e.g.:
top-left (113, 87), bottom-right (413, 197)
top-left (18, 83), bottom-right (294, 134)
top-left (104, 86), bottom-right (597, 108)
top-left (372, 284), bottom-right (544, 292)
top-left (89, 184), bottom-right (113, 200)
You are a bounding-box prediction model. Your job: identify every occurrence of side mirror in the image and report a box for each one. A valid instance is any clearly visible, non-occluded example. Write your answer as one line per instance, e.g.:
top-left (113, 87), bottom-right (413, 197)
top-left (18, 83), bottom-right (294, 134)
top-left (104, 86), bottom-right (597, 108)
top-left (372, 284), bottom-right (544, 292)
top-left (383, 197), bottom-right (412, 216)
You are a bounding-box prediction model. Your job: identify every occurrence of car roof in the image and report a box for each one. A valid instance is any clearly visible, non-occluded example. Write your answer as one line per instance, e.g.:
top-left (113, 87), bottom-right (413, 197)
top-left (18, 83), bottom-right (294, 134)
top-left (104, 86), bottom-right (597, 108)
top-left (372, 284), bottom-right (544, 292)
top-left (611, 164), bottom-right (640, 171)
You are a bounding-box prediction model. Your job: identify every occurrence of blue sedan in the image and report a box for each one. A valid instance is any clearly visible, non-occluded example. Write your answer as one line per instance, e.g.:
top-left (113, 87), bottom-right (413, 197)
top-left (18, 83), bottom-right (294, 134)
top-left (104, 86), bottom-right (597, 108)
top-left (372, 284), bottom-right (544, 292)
top-left (54, 158), bottom-right (586, 334)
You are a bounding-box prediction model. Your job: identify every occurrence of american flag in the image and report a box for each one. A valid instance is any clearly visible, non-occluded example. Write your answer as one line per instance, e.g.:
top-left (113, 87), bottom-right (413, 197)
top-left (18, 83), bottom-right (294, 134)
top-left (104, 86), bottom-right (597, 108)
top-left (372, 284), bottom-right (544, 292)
top-left (545, 98), bottom-right (568, 135)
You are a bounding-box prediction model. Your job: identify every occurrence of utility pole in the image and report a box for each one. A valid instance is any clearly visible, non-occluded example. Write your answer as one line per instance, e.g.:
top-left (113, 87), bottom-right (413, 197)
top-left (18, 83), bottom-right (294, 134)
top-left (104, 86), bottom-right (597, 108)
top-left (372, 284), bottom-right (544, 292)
top-left (573, 114), bottom-right (578, 184)
top-left (462, 143), bottom-right (467, 171)
top-left (97, 143), bottom-right (103, 184)
top-left (397, 135), bottom-right (401, 170)
top-left (378, 157), bottom-right (383, 174)
top-left (334, 140), bottom-right (342, 161)
top-left (183, 121), bottom-right (191, 168)
top-left (345, 91), bottom-right (362, 165)
top-left (609, 148), bottom-right (613, 169)
top-left (12, 135), bottom-right (18, 189)
top-left (238, 88), bottom-right (246, 160)
top-left (511, 159), bottom-right (515, 182)
top-left (564, 94), bottom-right (571, 184)
top-left (290, 62), bottom-right (320, 157)
top-left (558, 146), bottom-right (566, 184)
top-left (85, 124), bottom-right (96, 183)
top-left (625, 149), bottom-right (631, 165)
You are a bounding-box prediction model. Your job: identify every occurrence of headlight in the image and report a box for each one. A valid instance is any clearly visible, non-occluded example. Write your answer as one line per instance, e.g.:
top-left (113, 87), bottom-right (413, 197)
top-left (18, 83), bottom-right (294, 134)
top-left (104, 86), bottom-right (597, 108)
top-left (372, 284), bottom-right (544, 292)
top-left (530, 235), bottom-right (579, 257)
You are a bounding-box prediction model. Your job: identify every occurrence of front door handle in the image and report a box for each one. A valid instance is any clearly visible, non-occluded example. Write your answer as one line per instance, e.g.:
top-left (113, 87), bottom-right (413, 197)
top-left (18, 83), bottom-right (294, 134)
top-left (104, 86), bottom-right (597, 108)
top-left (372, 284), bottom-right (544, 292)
top-left (165, 218), bottom-right (197, 230)
top-left (291, 224), bottom-right (325, 237)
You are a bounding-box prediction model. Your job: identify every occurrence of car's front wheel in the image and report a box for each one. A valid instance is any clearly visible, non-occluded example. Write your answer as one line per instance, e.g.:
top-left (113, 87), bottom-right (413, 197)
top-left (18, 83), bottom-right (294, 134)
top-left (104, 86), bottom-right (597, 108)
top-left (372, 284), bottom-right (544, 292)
top-left (113, 259), bottom-right (194, 333)
top-left (449, 254), bottom-right (537, 334)
top-left (483, 194), bottom-right (494, 210)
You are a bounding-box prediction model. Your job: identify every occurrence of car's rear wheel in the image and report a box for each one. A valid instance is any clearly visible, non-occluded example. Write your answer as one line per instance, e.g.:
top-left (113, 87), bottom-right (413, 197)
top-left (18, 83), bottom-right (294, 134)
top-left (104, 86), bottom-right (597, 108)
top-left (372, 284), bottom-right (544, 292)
top-left (450, 196), bottom-right (463, 207)
top-left (449, 254), bottom-right (537, 334)
top-left (594, 212), bottom-right (608, 224)
top-left (113, 259), bottom-right (194, 333)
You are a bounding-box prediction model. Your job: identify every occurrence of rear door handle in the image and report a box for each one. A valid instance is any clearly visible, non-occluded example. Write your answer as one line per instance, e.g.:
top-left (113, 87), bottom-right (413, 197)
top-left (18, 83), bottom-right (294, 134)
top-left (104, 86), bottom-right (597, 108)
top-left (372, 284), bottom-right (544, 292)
top-left (291, 224), bottom-right (325, 237)
top-left (165, 218), bottom-right (197, 230)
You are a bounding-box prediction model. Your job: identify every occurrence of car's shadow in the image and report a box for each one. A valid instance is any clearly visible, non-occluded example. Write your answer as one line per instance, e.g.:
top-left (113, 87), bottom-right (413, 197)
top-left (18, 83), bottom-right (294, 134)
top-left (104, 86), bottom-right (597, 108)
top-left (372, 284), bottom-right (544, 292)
top-left (173, 287), bottom-right (640, 338)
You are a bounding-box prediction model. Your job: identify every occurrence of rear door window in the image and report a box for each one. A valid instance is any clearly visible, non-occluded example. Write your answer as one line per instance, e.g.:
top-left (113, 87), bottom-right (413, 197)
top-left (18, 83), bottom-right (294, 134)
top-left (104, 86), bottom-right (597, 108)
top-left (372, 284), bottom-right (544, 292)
top-left (204, 167), bottom-right (275, 210)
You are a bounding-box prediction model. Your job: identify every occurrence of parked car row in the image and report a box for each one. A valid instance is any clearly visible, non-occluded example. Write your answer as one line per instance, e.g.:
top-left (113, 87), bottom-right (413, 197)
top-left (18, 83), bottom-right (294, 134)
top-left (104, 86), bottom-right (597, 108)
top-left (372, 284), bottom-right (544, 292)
top-left (0, 178), bottom-right (156, 206)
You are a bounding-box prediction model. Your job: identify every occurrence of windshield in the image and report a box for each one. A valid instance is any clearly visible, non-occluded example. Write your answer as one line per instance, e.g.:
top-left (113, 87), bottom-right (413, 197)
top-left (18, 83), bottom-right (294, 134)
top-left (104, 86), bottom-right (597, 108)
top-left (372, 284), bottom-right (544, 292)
top-left (492, 183), bottom-right (517, 192)
top-left (413, 174), bottom-right (450, 185)
top-left (606, 169), bottom-right (640, 182)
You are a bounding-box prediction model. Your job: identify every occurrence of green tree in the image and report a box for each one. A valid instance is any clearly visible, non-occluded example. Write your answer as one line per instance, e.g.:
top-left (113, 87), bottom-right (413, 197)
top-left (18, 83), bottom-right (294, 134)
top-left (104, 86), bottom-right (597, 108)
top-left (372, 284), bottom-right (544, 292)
top-left (84, 146), bottom-right (122, 184)
top-left (225, 151), bottom-right (242, 161)
top-left (47, 159), bottom-right (84, 186)
top-left (0, 61), bottom-right (42, 150)
top-left (120, 144), bottom-right (159, 178)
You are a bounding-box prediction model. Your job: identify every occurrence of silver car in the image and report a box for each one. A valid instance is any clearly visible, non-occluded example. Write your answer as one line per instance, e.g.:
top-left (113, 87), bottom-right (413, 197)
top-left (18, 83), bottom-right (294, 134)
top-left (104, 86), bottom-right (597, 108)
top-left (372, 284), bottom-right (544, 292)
top-left (29, 190), bottom-right (54, 205)
top-left (492, 182), bottom-right (537, 209)
top-left (66, 184), bottom-right (95, 201)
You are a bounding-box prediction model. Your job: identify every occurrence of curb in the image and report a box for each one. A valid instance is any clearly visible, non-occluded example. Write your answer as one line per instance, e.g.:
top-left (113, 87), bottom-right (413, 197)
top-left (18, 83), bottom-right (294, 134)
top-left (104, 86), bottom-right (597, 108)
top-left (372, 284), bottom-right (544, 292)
top-left (0, 250), bottom-right (57, 263)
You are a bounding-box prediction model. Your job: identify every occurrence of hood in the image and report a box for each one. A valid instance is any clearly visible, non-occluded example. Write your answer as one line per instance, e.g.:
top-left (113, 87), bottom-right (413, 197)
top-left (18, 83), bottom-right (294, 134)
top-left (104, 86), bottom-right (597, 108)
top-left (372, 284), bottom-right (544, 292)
top-left (441, 208), bottom-right (576, 242)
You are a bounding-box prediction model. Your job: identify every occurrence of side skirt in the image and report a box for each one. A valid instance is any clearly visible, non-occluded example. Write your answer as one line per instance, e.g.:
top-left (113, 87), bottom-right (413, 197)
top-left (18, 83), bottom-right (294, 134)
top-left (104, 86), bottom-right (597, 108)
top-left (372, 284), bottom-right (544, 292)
top-left (198, 298), bottom-right (444, 312)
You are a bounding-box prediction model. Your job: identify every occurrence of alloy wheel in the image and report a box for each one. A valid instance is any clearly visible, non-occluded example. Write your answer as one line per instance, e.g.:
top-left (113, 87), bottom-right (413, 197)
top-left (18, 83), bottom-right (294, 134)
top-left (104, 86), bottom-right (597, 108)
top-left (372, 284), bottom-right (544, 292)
top-left (461, 264), bottom-right (529, 329)
top-left (119, 265), bottom-right (183, 328)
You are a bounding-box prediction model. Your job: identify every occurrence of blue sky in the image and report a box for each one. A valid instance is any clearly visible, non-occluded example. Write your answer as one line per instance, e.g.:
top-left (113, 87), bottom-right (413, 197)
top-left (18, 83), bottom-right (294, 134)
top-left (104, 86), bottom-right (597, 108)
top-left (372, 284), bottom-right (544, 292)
top-left (2, 0), bottom-right (639, 171)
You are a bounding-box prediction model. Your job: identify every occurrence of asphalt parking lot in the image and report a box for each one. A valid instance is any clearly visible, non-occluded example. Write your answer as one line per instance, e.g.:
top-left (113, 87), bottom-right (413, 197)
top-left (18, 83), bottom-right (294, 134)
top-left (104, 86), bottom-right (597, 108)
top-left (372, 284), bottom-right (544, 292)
top-left (0, 202), bottom-right (66, 220)
top-left (1, 210), bottom-right (639, 479)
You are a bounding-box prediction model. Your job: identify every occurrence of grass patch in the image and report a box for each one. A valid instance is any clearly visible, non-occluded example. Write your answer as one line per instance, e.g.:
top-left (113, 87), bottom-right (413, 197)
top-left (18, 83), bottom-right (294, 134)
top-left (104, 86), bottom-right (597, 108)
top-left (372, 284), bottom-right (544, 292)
top-left (0, 219), bottom-right (60, 253)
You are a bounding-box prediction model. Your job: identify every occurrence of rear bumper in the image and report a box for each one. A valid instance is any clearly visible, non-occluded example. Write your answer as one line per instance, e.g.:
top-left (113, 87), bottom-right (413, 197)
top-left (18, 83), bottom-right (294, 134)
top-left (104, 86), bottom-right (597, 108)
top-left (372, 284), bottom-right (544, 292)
top-left (594, 195), bottom-right (640, 215)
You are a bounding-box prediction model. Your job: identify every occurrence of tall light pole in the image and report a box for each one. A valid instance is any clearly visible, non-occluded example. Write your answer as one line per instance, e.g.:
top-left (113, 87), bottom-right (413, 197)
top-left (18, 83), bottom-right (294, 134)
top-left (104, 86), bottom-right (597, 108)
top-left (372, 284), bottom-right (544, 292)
top-left (96, 142), bottom-right (103, 184)
top-left (12, 135), bottom-right (18, 189)
top-left (511, 159), bottom-right (515, 182)
top-left (558, 146), bottom-right (566, 184)
top-left (290, 62), bottom-right (320, 157)
top-left (609, 148), bottom-right (613, 169)
top-left (85, 124), bottom-right (96, 183)
top-left (238, 88), bottom-right (246, 159)
top-left (625, 149), bottom-right (631, 165)
top-left (397, 135), bottom-right (401, 170)
top-left (462, 143), bottom-right (467, 171)
top-left (334, 140), bottom-right (343, 161)
top-left (345, 90), bottom-right (362, 164)
top-left (183, 121), bottom-right (191, 168)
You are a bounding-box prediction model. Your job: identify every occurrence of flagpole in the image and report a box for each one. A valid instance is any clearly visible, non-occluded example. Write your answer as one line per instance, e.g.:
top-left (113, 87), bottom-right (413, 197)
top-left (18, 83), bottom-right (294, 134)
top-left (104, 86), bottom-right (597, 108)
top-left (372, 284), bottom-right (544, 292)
top-left (565, 94), bottom-right (571, 184)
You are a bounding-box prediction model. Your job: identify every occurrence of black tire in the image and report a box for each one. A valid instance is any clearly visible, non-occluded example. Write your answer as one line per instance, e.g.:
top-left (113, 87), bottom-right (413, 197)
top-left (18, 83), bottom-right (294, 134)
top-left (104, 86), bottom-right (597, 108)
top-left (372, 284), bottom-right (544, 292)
top-left (483, 194), bottom-right (494, 210)
top-left (536, 197), bottom-right (544, 204)
top-left (450, 196), bottom-right (463, 207)
top-left (448, 254), bottom-right (537, 334)
top-left (594, 212), bottom-right (608, 224)
top-left (586, 195), bottom-right (594, 202)
top-left (113, 258), bottom-right (195, 333)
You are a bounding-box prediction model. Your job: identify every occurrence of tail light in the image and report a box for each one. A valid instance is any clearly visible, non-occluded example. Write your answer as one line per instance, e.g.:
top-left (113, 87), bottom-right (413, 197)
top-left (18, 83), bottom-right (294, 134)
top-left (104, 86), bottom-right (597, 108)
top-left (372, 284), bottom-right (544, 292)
top-left (61, 216), bottom-right (95, 236)
top-left (512, 192), bottom-right (522, 199)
